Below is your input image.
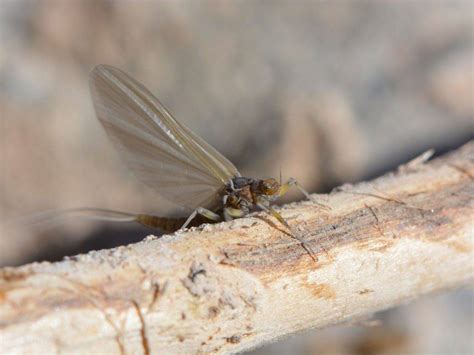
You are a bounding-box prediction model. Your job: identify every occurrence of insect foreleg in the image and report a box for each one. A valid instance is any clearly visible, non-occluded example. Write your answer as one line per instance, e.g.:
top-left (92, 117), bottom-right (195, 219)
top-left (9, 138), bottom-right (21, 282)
top-left (256, 201), bottom-right (318, 262)
top-left (256, 202), bottom-right (290, 229)
top-left (279, 178), bottom-right (331, 211)
top-left (181, 207), bottom-right (222, 230)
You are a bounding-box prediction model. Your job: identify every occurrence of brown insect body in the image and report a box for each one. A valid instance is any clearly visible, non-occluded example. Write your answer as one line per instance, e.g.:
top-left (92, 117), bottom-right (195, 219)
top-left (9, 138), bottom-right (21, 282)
top-left (134, 177), bottom-right (281, 232)
top-left (224, 177), bottom-right (280, 212)
top-left (135, 177), bottom-right (284, 232)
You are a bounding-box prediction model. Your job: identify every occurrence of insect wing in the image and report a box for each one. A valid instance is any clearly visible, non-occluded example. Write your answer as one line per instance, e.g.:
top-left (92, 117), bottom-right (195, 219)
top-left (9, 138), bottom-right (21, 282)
top-left (89, 65), bottom-right (240, 211)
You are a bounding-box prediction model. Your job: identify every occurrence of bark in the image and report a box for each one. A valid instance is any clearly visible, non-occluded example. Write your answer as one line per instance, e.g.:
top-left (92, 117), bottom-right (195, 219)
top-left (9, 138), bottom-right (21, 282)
top-left (1, 142), bottom-right (473, 354)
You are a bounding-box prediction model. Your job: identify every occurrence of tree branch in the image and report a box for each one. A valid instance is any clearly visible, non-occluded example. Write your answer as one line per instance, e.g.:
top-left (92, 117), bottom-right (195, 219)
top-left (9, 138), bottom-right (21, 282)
top-left (1, 142), bottom-right (473, 354)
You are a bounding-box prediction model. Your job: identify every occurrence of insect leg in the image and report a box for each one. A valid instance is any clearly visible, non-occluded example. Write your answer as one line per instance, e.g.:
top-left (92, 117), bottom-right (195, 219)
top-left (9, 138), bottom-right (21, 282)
top-left (181, 207), bottom-right (222, 230)
top-left (279, 178), bottom-right (331, 211)
top-left (256, 201), bottom-right (318, 262)
top-left (256, 201), bottom-right (289, 228)
top-left (223, 207), bottom-right (246, 221)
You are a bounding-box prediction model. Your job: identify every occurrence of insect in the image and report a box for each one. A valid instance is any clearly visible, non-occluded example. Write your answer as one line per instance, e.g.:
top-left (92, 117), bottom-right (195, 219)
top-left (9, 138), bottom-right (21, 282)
top-left (15, 65), bottom-right (329, 261)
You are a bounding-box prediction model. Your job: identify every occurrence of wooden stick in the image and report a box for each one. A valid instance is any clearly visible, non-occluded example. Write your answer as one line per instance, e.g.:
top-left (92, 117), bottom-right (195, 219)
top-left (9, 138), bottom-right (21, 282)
top-left (1, 142), bottom-right (473, 354)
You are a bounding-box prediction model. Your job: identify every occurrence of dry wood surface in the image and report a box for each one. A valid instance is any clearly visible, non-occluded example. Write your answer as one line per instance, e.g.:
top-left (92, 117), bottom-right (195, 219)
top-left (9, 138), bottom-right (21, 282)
top-left (1, 142), bottom-right (473, 354)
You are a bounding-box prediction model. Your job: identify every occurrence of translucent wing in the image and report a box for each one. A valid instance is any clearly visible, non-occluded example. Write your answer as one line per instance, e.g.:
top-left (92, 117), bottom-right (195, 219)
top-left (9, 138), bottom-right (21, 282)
top-left (89, 65), bottom-right (240, 211)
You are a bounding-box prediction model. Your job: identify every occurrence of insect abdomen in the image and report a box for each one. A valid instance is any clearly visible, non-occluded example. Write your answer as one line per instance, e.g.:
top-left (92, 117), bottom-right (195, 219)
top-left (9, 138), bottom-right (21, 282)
top-left (135, 214), bottom-right (186, 232)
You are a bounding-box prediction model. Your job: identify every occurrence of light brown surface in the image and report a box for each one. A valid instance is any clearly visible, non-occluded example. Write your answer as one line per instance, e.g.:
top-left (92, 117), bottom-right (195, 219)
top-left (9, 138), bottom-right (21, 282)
top-left (0, 142), bottom-right (473, 354)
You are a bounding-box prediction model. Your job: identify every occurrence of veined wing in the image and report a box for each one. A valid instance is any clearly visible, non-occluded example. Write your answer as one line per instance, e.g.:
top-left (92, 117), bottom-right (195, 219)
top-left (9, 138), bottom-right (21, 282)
top-left (89, 65), bottom-right (240, 211)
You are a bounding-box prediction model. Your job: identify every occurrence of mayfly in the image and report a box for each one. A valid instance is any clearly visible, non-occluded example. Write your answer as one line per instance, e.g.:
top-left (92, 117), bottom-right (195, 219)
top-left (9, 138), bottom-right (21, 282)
top-left (18, 65), bottom-right (329, 259)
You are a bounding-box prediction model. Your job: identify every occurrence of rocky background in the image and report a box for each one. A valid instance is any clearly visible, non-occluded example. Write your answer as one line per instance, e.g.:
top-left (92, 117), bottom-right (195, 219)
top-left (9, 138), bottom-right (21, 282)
top-left (1, 1), bottom-right (472, 354)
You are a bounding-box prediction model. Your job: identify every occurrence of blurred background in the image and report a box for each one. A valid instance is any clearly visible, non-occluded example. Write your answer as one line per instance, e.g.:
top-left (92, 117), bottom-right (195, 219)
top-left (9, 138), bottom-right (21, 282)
top-left (0, 1), bottom-right (472, 354)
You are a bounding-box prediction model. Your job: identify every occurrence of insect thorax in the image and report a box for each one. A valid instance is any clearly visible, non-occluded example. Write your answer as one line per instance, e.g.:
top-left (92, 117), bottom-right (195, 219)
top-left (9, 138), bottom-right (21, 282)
top-left (229, 177), bottom-right (256, 190)
top-left (223, 177), bottom-right (257, 208)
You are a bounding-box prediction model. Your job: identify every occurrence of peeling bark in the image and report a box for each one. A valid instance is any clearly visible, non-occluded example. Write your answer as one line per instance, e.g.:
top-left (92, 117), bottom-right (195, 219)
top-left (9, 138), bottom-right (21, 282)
top-left (1, 142), bottom-right (473, 354)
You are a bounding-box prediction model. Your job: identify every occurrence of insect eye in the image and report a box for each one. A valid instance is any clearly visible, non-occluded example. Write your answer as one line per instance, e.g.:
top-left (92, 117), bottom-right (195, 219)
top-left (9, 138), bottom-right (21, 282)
top-left (261, 178), bottom-right (279, 195)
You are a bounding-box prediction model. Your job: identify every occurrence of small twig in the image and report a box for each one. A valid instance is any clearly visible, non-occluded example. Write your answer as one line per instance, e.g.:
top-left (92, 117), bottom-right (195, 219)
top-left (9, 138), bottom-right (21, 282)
top-left (0, 141), bottom-right (473, 354)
